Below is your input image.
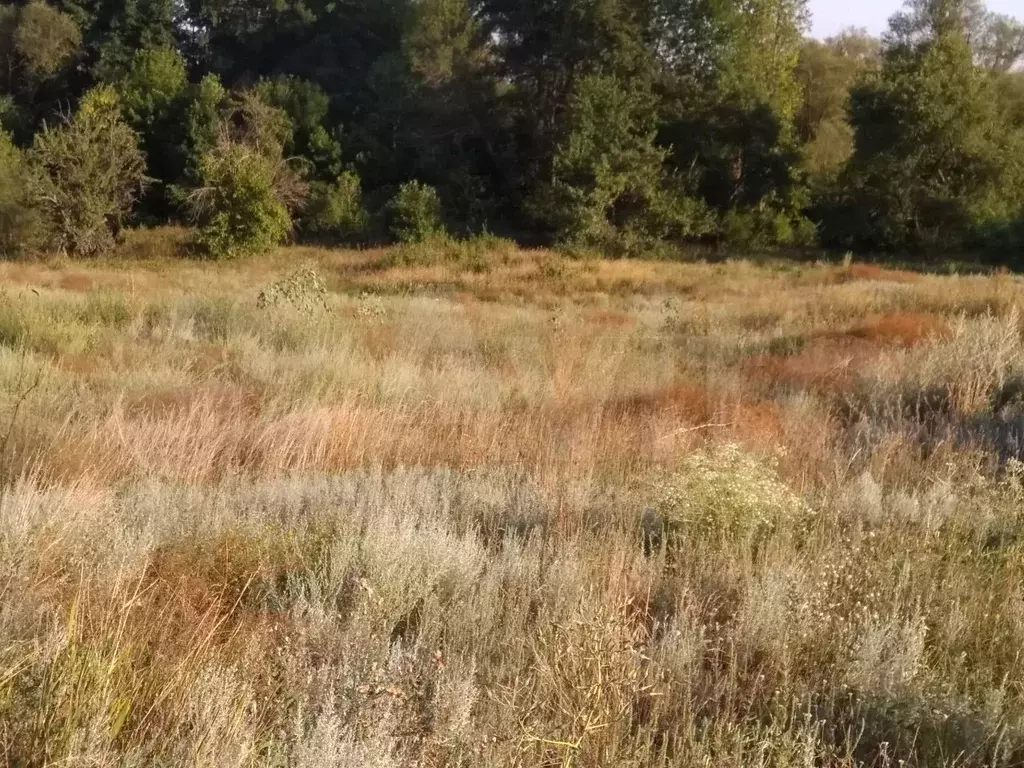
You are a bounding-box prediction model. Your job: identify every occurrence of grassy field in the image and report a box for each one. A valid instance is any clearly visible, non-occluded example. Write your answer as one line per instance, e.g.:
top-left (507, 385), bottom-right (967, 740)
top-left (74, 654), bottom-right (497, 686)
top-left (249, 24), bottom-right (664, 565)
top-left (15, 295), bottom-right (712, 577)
top-left (3, 235), bottom-right (1024, 766)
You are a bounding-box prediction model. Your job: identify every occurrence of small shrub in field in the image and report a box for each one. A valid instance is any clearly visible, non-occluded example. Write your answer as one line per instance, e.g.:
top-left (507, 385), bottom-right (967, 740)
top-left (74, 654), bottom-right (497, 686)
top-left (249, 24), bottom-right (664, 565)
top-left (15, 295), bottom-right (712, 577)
top-left (257, 265), bottom-right (331, 314)
top-left (386, 181), bottom-right (445, 243)
top-left (303, 171), bottom-right (368, 242)
top-left (25, 87), bottom-right (147, 257)
top-left (652, 443), bottom-right (812, 544)
top-left (0, 130), bottom-right (40, 257)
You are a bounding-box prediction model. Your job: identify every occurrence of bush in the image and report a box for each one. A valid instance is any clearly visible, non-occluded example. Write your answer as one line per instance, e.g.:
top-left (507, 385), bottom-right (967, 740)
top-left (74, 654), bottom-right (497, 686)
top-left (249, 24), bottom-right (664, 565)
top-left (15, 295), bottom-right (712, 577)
top-left (24, 86), bottom-right (146, 257)
top-left (302, 171), bottom-right (368, 242)
top-left (652, 443), bottom-right (814, 547)
top-left (185, 91), bottom-right (308, 259)
top-left (386, 181), bottom-right (445, 243)
top-left (0, 131), bottom-right (40, 257)
top-left (721, 194), bottom-right (817, 252)
top-left (188, 140), bottom-right (296, 259)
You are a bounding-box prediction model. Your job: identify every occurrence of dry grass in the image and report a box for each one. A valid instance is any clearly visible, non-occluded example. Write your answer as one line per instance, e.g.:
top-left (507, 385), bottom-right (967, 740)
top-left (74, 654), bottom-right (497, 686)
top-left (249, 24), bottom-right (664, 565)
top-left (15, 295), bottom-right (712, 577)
top-left (2, 237), bottom-right (1024, 765)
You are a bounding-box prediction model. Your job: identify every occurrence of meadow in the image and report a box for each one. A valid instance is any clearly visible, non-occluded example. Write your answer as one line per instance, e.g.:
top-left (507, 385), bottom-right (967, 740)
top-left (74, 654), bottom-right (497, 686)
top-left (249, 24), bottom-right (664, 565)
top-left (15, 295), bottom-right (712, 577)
top-left (3, 234), bottom-right (1024, 766)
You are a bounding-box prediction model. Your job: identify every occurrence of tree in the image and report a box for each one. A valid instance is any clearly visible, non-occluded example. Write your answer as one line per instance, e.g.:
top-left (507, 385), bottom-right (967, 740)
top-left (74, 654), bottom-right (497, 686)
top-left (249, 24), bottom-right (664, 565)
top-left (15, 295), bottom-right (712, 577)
top-left (657, 0), bottom-right (813, 246)
top-left (386, 180), bottom-right (445, 243)
top-left (0, 1), bottom-right (81, 135)
top-left (54, 0), bottom-right (178, 81)
top-left (25, 86), bottom-right (147, 256)
top-left (0, 130), bottom-right (40, 257)
top-left (118, 45), bottom-right (190, 208)
top-left (831, 3), bottom-right (1024, 250)
top-left (477, 0), bottom-right (657, 218)
top-left (303, 171), bottom-right (369, 242)
top-left (535, 72), bottom-right (712, 253)
top-left (796, 30), bottom-right (880, 182)
top-left (975, 13), bottom-right (1024, 72)
top-left (6, 0), bottom-right (81, 81)
top-left (255, 76), bottom-right (342, 180)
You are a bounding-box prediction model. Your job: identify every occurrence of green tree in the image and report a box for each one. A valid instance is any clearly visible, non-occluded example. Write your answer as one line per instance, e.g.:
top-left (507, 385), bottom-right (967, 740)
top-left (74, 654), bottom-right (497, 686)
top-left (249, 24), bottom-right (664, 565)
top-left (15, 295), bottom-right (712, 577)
top-left (975, 13), bottom-right (1024, 71)
top-left (833, 2), bottom-right (1024, 250)
top-left (118, 46), bottom-right (190, 211)
top-left (25, 86), bottom-right (147, 256)
top-left (5, 0), bottom-right (82, 82)
top-left (0, 1), bottom-right (81, 135)
top-left (255, 75), bottom-right (342, 179)
top-left (0, 130), bottom-right (40, 257)
top-left (657, 0), bottom-right (814, 246)
top-left (536, 72), bottom-right (712, 253)
top-left (387, 180), bottom-right (444, 243)
top-left (303, 170), bottom-right (369, 242)
top-left (55, 0), bottom-right (178, 81)
top-left (182, 74), bottom-right (228, 180)
top-left (796, 30), bottom-right (880, 183)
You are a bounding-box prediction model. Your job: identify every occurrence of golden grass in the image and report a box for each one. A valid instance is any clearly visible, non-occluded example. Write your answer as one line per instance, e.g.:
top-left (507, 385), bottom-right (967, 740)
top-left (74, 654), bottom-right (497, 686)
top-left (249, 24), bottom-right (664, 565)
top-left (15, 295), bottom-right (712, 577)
top-left (3, 239), bottom-right (1024, 765)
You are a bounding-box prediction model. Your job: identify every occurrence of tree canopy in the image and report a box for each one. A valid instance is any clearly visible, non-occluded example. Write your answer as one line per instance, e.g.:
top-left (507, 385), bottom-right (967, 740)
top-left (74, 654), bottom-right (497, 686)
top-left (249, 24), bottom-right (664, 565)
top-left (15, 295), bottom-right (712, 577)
top-left (0, 0), bottom-right (1022, 258)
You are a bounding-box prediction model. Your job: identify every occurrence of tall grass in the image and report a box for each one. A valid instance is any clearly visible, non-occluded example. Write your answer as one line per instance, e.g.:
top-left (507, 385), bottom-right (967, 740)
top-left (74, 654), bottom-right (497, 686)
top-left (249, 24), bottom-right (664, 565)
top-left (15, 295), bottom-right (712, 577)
top-left (1, 244), bottom-right (1024, 765)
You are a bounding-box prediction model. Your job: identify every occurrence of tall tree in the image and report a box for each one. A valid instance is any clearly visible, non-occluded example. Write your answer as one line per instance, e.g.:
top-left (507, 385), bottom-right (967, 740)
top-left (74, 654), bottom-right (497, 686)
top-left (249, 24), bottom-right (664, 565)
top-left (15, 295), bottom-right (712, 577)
top-left (796, 29), bottom-right (880, 182)
top-left (831, 0), bottom-right (1024, 250)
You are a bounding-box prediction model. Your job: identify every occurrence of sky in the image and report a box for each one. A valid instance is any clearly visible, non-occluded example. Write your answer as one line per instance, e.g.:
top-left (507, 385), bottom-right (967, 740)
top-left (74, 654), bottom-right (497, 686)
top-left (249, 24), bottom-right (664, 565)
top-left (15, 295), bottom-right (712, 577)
top-left (809, 0), bottom-right (1024, 40)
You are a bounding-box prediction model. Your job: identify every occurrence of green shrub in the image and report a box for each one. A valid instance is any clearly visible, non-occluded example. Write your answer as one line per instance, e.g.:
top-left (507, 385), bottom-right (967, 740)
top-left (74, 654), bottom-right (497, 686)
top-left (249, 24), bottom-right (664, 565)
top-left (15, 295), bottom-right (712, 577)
top-left (188, 140), bottom-right (295, 259)
top-left (256, 264), bottom-right (331, 314)
top-left (721, 194), bottom-right (817, 252)
top-left (185, 92), bottom-right (308, 259)
top-left (25, 86), bottom-right (147, 257)
top-left (652, 443), bottom-right (814, 547)
top-left (0, 130), bottom-right (40, 258)
top-left (386, 181), bottom-right (445, 244)
top-left (385, 232), bottom-right (513, 271)
top-left (303, 171), bottom-right (368, 242)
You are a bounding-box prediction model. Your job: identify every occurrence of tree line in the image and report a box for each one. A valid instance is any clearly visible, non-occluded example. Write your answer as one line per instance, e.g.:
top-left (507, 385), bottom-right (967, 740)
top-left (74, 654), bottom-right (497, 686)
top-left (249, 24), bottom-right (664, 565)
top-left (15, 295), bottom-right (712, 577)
top-left (1, 0), bottom-right (1023, 259)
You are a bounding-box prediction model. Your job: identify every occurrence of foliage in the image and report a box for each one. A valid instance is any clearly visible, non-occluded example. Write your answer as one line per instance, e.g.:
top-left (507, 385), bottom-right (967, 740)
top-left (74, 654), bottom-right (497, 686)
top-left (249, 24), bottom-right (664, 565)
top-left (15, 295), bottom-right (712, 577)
top-left (186, 91), bottom-right (309, 259)
top-left (256, 264), bottom-right (331, 314)
top-left (118, 46), bottom-right (188, 132)
top-left (255, 76), bottom-right (343, 179)
top-left (1, 0), bottom-right (81, 84)
top-left (386, 180), bottom-right (445, 243)
top-left (0, 131), bottom-right (40, 257)
top-left (1, 0), bottom-right (1023, 257)
top-left (829, 16), bottom-right (1024, 251)
top-left (118, 46), bottom-right (190, 211)
top-left (796, 31), bottom-right (880, 183)
top-left (653, 443), bottom-right (814, 545)
top-left (303, 171), bottom-right (369, 242)
top-left (188, 140), bottom-right (297, 260)
top-left (24, 87), bottom-right (147, 256)
top-left (182, 74), bottom-right (229, 179)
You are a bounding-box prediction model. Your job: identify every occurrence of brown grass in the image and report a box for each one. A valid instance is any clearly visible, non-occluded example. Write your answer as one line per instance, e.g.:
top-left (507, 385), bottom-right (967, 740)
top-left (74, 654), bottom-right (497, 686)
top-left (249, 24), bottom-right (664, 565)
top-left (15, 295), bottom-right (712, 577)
top-left (1, 241), bottom-right (1024, 765)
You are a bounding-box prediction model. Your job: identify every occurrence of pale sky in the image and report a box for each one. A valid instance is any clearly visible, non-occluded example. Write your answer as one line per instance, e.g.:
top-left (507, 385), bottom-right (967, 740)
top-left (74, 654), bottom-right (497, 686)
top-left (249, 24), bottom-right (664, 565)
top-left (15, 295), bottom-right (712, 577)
top-left (810, 0), bottom-right (1024, 39)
